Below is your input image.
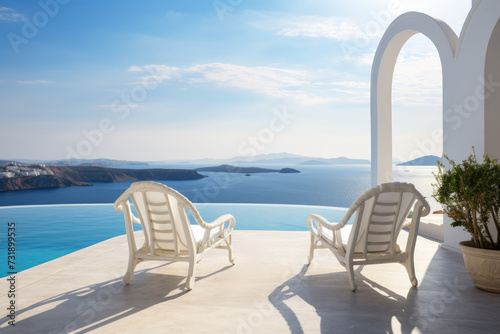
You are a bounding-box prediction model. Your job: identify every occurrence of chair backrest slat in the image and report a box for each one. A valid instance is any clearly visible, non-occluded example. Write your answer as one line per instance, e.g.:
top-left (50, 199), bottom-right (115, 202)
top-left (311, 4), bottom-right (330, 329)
top-left (374, 201), bottom-right (399, 206)
top-left (369, 220), bottom-right (394, 225)
top-left (368, 230), bottom-right (392, 235)
top-left (119, 182), bottom-right (199, 257)
top-left (372, 211), bottom-right (397, 217)
top-left (348, 182), bottom-right (430, 255)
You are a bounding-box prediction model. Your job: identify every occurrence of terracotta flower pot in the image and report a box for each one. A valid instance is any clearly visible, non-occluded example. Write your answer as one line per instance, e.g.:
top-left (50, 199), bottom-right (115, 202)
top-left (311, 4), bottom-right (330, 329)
top-left (459, 241), bottom-right (500, 293)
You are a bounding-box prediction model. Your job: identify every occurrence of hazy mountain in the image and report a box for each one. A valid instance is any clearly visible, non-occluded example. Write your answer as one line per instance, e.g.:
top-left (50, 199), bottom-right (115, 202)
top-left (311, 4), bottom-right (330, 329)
top-left (326, 157), bottom-right (370, 165)
top-left (0, 158), bottom-right (149, 167)
top-left (175, 153), bottom-right (369, 165)
top-left (299, 159), bottom-right (333, 165)
top-left (0, 160), bottom-right (20, 165)
top-left (228, 152), bottom-right (306, 162)
top-left (299, 156), bottom-right (370, 165)
top-left (232, 157), bottom-right (310, 165)
top-left (181, 152), bottom-right (310, 165)
top-left (397, 155), bottom-right (442, 166)
top-left (2, 153), bottom-right (372, 167)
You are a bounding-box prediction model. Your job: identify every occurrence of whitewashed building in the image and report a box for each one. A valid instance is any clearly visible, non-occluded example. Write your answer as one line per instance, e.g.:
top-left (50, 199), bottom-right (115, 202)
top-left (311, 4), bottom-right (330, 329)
top-left (371, 0), bottom-right (500, 250)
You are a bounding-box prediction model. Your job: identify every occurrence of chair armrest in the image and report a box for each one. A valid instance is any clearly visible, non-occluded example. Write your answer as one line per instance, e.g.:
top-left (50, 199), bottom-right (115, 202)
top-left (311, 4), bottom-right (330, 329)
top-left (203, 214), bottom-right (236, 230)
top-left (131, 215), bottom-right (141, 225)
top-left (307, 214), bottom-right (346, 232)
top-left (114, 201), bottom-right (126, 212)
top-left (307, 214), bottom-right (346, 247)
top-left (199, 214), bottom-right (236, 247)
top-left (114, 200), bottom-right (141, 224)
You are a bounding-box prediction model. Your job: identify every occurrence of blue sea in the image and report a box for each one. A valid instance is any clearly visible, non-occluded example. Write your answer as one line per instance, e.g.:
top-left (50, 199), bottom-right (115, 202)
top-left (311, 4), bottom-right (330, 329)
top-left (0, 164), bottom-right (373, 208)
top-left (0, 164), bottom-right (439, 276)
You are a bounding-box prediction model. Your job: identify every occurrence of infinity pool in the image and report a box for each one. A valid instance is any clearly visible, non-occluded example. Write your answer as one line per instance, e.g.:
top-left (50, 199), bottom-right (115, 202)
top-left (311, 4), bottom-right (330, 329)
top-left (0, 203), bottom-right (352, 276)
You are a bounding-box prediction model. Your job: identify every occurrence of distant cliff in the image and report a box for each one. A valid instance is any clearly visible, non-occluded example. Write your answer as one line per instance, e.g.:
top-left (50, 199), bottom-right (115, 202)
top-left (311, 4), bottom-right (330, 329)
top-left (279, 168), bottom-right (301, 174)
top-left (0, 174), bottom-right (91, 192)
top-left (195, 164), bottom-right (301, 174)
top-left (397, 155), bottom-right (442, 166)
top-left (0, 166), bottom-right (205, 192)
top-left (47, 166), bottom-right (205, 182)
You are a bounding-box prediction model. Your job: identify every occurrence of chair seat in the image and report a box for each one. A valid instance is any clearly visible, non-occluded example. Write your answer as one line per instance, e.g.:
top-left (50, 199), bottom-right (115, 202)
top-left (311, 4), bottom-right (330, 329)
top-left (191, 224), bottom-right (222, 248)
top-left (320, 225), bottom-right (401, 255)
top-left (320, 225), bottom-right (352, 249)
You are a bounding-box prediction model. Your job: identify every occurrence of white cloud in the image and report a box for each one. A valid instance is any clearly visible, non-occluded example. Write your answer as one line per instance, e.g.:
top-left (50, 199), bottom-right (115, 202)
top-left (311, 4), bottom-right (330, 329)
top-left (253, 15), bottom-right (382, 41)
top-left (392, 50), bottom-right (442, 107)
top-left (0, 7), bottom-right (23, 22)
top-left (131, 63), bottom-right (338, 105)
top-left (128, 66), bottom-right (144, 72)
top-left (278, 16), bottom-right (378, 40)
top-left (355, 52), bottom-right (376, 65)
top-left (327, 81), bottom-right (371, 103)
top-left (346, 46), bottom-right (443, 107)
top-left (130, 76), bottom-right (172, 86)
top-left (186, 63), bottom-right (308, 92)
top-left (17, 80), bottom-right (53, 84)
top-left (130, 47), bottom-right (442, 108)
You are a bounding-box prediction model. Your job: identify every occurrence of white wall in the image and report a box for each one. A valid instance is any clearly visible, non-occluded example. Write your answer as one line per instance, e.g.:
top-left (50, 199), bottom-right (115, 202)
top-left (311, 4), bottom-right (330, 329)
top-left (371, 0), bottom-right (500, 250)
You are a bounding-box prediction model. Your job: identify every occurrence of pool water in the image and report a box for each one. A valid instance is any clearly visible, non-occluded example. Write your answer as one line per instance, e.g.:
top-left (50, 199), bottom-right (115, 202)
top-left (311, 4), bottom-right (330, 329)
top-left (0, 203), bottom-right (352, 276)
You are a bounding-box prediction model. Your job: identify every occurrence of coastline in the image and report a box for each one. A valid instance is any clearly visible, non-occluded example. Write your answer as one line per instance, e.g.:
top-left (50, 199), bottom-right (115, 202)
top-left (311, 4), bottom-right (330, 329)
top-left (0, 165), bottom-right (206, 192)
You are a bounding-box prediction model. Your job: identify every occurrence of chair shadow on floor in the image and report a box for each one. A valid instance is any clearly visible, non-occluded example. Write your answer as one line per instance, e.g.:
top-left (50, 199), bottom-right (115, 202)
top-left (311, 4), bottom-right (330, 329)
top-left (269, 243), bottom-right (499, 334)
top-left (269, 264), bottom-right (420, 334)
top-left (3, 263), bottom-right (234, 334)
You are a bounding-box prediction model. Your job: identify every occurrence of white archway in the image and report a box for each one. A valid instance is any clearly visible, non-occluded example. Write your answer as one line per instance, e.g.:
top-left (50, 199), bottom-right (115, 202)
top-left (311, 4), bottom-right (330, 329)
top-left (370, 12), bottom-right (458, 186)
top-left (485, 18), bottom-right (500, 160)
top-left (371, 1), bottom-right (500, 249)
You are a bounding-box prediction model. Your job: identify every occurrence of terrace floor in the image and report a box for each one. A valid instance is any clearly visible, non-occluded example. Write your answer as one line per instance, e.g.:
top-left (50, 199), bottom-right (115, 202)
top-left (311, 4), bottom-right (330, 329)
top-left (1, 230), bottom-right (498, 334)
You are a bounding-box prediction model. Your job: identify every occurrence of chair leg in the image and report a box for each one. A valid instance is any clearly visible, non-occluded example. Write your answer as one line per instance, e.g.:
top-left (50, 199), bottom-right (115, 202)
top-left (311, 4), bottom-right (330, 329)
top-left (346, 262), bottom-right (357, 291)
top-left (124, 257), bottom-right (140, 285)
top-left (403, 257), bottom-right (418, 287)
top-left (186, 259), bottom-right (196, 290)
top-left (226, 235), bottom-right (235, 265)
top-left (307, 233), bottom-right (315, 265)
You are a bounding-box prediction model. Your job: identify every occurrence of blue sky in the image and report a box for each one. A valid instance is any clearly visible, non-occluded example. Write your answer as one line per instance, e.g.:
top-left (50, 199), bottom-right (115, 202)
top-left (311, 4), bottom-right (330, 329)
top-left (0, 0), bottom-right (472, 161)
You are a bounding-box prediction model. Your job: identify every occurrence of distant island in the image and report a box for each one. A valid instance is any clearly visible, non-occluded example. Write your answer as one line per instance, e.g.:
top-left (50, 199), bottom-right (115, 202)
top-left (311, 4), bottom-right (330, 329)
top-left (195, 164), bottom-right (301, 174)
top-left (0, 164), bottom-right (205, 192)
top-left (397, 155), bottom-right (443, 166)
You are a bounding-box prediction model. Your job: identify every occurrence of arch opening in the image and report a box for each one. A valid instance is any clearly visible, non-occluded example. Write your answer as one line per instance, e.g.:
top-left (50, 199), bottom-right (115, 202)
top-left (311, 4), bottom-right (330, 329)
top-left (391, 35), bottom-right (443, 213)
top-left (371, 12), bottom-right (457, 186)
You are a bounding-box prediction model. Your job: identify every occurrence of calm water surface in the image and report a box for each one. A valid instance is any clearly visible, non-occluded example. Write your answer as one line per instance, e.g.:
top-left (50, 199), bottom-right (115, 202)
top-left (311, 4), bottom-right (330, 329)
top-left (0, 203), bottom-right (351, 276)
top-left (0, 164), bottom-right (439, 275)
top-left (0, 165), bottom-right (371, 207)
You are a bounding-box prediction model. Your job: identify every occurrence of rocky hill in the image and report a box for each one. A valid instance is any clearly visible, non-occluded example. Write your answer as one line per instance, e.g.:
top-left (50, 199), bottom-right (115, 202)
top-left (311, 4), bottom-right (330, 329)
top-left (0, 166), bottom-right (205, 192)
top-left (397, 155), bottom-right (442, 166)
top-left (0, 174), bottom-right (90, 192)
top-left (47, 166), bottom-right (205, 182)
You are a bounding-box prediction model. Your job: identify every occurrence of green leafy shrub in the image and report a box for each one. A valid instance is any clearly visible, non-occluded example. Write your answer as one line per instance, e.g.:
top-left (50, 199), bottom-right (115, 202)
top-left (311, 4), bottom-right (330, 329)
top-left (432, 149), bottom-right (500, 250)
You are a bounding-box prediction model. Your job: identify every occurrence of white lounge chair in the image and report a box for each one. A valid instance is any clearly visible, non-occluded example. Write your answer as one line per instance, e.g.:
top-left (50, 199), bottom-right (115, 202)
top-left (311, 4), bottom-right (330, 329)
top-left (114, 181), bottom-right (235, 290)
top-left (307, 182), bottom-right (430, 291)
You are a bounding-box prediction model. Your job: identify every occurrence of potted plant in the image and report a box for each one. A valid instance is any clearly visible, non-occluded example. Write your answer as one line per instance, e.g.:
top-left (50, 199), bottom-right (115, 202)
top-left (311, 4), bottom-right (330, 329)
top-left (432, 149), bottom-right (500, 293)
